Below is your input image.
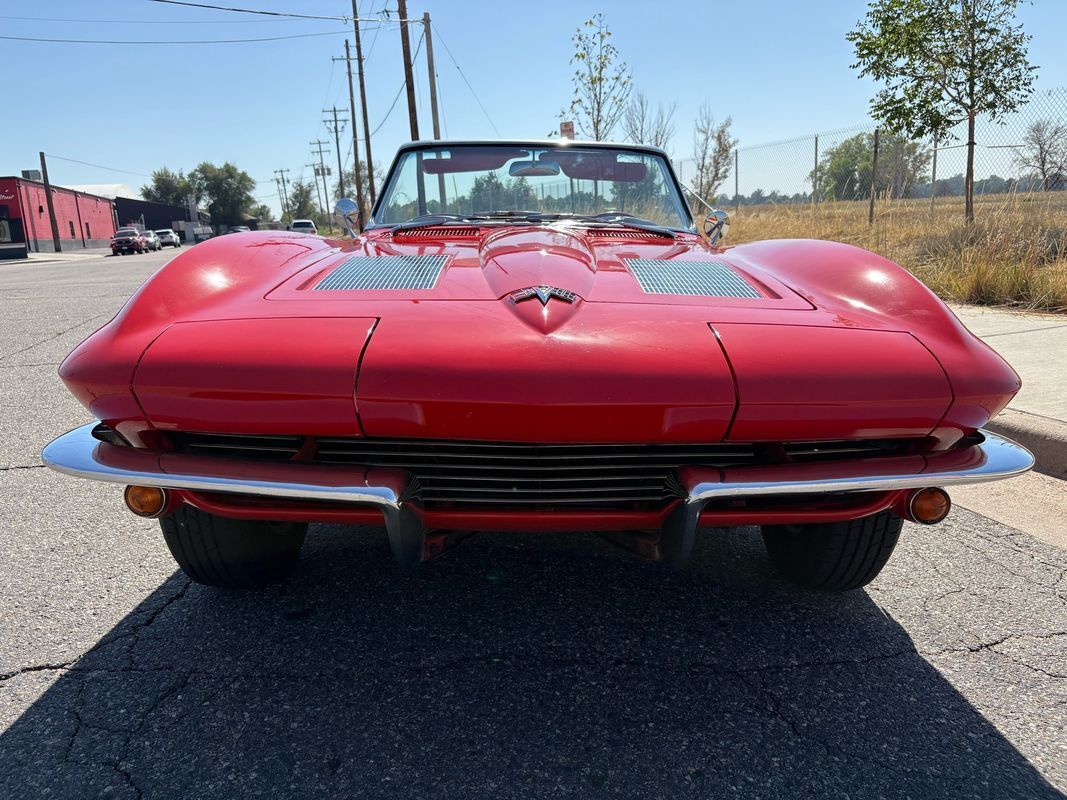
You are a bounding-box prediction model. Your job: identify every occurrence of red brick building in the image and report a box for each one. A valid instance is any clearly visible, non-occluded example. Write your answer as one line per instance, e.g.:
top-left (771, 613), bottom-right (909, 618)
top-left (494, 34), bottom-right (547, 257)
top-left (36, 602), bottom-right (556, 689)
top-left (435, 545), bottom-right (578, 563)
top-left (0, 177), bottom-right (117, 259)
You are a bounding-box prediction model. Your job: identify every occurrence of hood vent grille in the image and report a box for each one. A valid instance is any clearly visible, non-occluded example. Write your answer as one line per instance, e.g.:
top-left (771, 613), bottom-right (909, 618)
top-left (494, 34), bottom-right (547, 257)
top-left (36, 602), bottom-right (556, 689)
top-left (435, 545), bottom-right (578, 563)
top-left (627, 258), bottom-right (762, 298)
top-left (313, 254), bottom-right (447, 291)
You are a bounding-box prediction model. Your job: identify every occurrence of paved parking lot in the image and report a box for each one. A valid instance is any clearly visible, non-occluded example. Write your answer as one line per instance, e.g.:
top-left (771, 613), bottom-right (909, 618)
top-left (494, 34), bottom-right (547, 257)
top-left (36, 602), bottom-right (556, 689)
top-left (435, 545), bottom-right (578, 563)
top-left (1, 249), bottom-right (1065, 798)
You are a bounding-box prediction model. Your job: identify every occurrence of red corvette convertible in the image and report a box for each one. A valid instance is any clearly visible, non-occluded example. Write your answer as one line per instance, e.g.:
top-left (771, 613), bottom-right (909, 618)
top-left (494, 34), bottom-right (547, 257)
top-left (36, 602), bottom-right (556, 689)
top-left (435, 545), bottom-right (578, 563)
top-left (44, 140), bottom-right (1033, 591)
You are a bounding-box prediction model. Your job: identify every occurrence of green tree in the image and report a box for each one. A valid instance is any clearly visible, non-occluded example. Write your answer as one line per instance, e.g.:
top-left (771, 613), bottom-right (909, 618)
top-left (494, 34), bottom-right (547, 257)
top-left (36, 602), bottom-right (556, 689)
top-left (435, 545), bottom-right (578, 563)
top-left (189, 162), bottom-right (256, 227)
top-left (563, 13), bottom-right (631, 141)
top-left (342, 163), bottom-right (386, 206)
top-left (287, 180), bottom-right (320, 222)
top-left (848, 0), bottom-right (1036, 222)
top-left (141, 167), bottom-right (196, 206)
top-left (812, 131), bottom-right (931, 200)
top-left (249, 203), bottom-right (274, 223)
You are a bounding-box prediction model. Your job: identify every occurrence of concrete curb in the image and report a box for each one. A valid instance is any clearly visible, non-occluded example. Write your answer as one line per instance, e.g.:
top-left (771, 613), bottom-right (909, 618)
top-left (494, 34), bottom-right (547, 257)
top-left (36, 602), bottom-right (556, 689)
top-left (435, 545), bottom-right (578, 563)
top-left (986, 408), bottom-right (1067, 480)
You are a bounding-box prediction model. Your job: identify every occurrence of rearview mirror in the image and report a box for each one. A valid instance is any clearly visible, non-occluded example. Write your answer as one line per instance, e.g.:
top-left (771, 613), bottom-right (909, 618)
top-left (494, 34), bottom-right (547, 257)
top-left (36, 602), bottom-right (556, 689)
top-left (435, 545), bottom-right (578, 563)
top-left (704, 209), bottom-right (729, 244)
top-left (335, 197), bottom-right (361, 238)
top-left (509, 160), bottom-right (560, 178)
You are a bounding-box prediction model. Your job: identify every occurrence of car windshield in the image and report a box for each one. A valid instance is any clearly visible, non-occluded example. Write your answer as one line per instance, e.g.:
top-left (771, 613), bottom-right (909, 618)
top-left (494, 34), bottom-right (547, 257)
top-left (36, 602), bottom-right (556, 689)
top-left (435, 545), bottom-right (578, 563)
top-left (155, 230), bottom-right (171, 235)
top-left (374, 144), bottom-right (694, 231)
top-left (115, 229), bottom-right (137, 236)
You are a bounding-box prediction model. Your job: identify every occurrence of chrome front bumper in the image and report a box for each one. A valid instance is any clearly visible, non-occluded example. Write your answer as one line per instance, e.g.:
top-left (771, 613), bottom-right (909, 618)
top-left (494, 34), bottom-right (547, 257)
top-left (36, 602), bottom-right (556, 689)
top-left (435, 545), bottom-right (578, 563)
top-left (43, 423), bottom-right (1033, 562)
top-left (43, 423), bottom-right (425, 565)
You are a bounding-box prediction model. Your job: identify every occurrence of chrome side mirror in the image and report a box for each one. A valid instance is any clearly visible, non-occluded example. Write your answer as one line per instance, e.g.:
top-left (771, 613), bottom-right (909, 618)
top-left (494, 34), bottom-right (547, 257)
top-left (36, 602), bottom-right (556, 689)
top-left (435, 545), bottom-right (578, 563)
top-left (335, 197), bottom-right (361, 238)
top-left (704, 209), bottom-right (729, 244)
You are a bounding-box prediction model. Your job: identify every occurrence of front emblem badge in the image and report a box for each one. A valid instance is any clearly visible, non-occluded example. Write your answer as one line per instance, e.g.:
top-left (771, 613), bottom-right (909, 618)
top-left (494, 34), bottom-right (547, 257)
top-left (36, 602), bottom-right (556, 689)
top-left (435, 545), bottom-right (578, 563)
top-left (510, 285), bottom-right (576, 305)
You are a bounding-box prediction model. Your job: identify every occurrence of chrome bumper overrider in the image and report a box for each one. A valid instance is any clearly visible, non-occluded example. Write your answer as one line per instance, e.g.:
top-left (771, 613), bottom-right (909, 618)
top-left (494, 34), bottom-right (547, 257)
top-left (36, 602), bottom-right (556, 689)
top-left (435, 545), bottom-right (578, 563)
top-left (42, 423), bottom-right (1033, 565)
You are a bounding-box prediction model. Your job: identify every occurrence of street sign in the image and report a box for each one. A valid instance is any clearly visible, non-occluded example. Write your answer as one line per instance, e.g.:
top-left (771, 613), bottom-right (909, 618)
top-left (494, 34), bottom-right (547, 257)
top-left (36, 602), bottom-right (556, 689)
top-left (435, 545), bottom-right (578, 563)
top-left (560, 121), bottom-right (574, 140)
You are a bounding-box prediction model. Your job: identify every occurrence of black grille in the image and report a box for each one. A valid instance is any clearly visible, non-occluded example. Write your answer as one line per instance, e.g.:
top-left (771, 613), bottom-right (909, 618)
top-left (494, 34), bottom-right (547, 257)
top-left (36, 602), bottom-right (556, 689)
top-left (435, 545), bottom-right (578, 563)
top-left (166, 432), bottom-right (914, 510)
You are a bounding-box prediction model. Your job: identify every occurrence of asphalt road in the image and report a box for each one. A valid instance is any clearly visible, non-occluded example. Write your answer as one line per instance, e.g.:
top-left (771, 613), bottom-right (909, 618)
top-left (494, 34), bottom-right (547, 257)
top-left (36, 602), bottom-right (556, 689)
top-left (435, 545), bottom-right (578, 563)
top-left (1, 248), bottom-right (1065, 799)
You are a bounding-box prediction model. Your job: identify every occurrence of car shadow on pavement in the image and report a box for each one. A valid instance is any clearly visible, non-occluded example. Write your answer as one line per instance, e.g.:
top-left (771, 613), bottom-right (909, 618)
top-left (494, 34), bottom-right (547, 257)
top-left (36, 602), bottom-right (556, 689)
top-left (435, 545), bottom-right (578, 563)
top-left (0, 524), bottom-right (1060, 799)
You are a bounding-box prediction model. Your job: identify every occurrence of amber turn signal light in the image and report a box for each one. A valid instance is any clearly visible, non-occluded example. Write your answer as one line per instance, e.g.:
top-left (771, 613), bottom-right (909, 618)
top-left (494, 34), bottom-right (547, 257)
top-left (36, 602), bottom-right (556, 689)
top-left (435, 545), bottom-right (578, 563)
top-left (124, 485), bottom-right (169, 518)
top-left (907, 487), bottom-right (951, 525)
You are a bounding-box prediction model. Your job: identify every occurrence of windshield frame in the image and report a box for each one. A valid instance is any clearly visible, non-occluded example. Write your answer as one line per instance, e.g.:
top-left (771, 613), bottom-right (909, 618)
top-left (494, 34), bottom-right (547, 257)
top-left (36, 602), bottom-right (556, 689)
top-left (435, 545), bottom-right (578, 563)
top-left (369, 140), bottom-right (696, 233)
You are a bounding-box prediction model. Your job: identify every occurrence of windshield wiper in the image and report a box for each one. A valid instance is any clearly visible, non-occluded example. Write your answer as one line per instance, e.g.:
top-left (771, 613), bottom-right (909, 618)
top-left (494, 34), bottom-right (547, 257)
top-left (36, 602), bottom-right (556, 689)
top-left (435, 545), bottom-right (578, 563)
top-left (391, 214), bottom-right (475, 233)
top-left (568, 213), bottom-right (679, 239)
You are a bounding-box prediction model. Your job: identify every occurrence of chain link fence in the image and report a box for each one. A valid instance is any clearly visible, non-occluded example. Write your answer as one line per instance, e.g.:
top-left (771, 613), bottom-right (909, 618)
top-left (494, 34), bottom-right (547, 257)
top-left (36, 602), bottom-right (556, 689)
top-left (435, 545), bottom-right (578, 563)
top-left (675, 86), bottom-right (1067, 218)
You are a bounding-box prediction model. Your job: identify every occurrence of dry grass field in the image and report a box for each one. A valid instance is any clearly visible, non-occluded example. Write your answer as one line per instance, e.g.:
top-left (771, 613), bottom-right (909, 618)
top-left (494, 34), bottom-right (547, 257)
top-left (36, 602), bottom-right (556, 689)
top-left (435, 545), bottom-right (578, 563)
top-left (728, 191), bottom-right (1067, 313)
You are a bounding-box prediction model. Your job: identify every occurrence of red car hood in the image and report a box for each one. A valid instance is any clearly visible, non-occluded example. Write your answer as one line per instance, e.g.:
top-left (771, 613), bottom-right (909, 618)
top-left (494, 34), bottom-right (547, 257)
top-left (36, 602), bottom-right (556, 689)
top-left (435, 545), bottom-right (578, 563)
top-left (115, 227), bottom-right (962, 443)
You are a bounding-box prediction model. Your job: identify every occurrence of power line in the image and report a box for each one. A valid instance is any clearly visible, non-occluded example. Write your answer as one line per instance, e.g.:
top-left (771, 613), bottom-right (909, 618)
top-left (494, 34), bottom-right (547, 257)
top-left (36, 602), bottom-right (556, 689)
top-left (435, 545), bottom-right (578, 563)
top-left (364, 1), bottom-right (387, 60)
top-left (431, 22), bottom-right (501, 137)
top-left (0, 14), bottom-right (312, 24)
top-left (145, 0), bottom-right (348, 21)
top-left (0, 30), bottom-right (356, 45)
top-left (45, 154), bottom-right (152, 178)
top-left (144, 0), bottom-right (401, 23)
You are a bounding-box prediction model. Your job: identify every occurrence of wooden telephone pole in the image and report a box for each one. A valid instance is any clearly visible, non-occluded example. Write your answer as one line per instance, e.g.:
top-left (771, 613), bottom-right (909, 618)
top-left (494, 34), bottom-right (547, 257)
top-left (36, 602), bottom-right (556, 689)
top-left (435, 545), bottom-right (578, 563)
top-left (323, 106), bottom-right (349, 201)
top-left (422, 13), bottom-right (441, 140)
top-left (351, 0), bottom-right (375, 203)
top-left (334, 40), bottom-right (367, 225)
top-left (422, 12), bottom-right (446, 211)
top-left (309, 140), bottom-right (332, 219)
top-left (396, 0), bottom-right (419, 140)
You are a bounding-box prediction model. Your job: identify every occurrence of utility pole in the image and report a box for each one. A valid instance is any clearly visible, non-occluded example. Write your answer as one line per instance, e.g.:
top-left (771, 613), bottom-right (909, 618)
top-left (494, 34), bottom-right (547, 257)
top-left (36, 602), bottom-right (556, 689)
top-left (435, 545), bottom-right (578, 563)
top-left (323, 106), bottom-right (349, 201)
top-left (422, 13), bottom-right (441, 140)
top-left (305, 163), bottom-right (325, 217)
top-left (273, 168), bottom-right (291, 218)
top-left (310, 140), bottom-right (332, 218)
top-left (422, 12), bottom-right (446, 211)
top-left (352, 0), bottom-right (375, 203)
top-left (334, 40), bottom-right (367, 225)
top-left (39, 152), bottom-right (62, 253)
top-left (397, 0), bottom-right (419, 140)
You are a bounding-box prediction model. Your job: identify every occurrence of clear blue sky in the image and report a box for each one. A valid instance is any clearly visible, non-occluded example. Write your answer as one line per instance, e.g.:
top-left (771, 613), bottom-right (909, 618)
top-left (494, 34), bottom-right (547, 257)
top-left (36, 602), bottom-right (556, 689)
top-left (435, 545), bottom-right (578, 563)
top-left (3, 0), bottom-right (1066, 216)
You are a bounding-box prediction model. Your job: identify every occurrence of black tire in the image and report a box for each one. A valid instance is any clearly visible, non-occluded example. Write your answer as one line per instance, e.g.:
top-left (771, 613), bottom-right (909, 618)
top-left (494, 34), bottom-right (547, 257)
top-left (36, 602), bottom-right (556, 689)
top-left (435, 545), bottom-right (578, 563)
top-left (761, 510), bottom-right (903, 592)
top-left (160, 504), bottom-right (307, 589)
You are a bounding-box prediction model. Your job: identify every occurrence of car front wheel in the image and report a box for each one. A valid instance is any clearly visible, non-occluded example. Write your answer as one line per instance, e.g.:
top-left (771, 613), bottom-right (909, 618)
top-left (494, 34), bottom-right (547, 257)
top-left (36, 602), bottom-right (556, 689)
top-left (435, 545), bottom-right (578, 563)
top-left (160, 504), bottom-right (307, 589)
top-left (761, 510), bottom-right (903, 592)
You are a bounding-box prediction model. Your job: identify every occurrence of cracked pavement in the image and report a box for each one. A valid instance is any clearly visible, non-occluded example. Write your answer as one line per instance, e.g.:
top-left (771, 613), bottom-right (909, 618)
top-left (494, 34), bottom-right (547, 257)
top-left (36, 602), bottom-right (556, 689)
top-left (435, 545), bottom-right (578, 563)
top-left (1, 251), bottom-right (1065, 798)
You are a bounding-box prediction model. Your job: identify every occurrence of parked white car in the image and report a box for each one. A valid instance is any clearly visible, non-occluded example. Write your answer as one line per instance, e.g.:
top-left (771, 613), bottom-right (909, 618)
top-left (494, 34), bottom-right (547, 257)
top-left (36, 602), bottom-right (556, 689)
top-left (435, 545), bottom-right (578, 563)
top-left (154, 229), bottom-right (182, 248)
top-left (288, 219), bottom-right (318, 235)
top-left (140, 230), bottom-right (162, 251)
